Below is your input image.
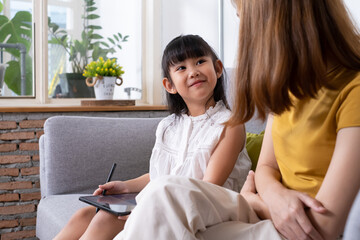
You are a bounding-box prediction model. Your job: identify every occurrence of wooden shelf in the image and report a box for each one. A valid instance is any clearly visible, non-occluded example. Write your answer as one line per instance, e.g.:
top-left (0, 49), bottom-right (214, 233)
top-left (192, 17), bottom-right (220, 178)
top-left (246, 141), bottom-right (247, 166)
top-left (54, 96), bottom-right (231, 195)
top-left (0, 105), bottom-right (168, 113)
top-left (81, 100), bottom-right (136, 106)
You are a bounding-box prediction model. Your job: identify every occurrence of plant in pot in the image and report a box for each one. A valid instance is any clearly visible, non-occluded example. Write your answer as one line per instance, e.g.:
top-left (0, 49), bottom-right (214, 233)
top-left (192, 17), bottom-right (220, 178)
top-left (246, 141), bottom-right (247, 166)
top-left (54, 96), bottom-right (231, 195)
top-left (0, 0), bottom-right (32, 96)
top-left (83, 57), bottom-right (124, 100)
top-left (48, 0), bottom-right (128, 98)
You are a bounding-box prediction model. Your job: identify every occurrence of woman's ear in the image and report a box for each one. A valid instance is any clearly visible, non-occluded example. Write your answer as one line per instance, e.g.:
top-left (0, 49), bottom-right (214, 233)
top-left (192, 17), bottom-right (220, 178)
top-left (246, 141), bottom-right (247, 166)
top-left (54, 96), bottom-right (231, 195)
top-left (163, 78), bottom-right (177, 94)
top-left (214, 59), bottom-right (224, 79)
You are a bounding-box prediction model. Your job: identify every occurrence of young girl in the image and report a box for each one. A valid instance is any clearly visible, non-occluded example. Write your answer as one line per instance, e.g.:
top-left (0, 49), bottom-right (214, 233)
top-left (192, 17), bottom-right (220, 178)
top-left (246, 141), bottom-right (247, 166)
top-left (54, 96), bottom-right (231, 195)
top-left (54, 34), bottom-right (251, 240)
top-left (116, 0), bottom-right (360, 239)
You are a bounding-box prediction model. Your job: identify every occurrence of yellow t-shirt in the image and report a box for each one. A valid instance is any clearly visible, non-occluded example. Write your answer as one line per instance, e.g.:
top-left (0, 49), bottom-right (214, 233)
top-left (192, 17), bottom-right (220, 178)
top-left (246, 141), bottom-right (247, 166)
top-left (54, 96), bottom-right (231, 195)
top-left (272, 68), bottom-right (360, 197)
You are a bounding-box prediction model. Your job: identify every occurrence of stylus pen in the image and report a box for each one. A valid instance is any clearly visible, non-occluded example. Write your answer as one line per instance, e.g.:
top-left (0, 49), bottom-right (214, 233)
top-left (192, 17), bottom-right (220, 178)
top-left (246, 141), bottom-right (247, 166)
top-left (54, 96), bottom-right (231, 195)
top-left (96, 162), bottom-right (117, 213)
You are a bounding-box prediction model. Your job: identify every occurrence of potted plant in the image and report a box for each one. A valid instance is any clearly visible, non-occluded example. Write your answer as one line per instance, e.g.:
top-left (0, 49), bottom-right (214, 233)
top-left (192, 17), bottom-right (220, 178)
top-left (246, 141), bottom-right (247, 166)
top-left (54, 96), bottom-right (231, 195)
top-left (48, 0), bottom-right (128, 98)
top-left (83, 57), bottom-right (124, 100)
top-left (0, 0), bottom-right (32, 96)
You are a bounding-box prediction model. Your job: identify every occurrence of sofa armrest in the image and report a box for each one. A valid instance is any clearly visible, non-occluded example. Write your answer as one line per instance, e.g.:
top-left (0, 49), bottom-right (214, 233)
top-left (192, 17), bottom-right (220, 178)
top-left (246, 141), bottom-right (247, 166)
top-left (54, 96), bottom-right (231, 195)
top-left (40, 116), bottom-right (162, 197)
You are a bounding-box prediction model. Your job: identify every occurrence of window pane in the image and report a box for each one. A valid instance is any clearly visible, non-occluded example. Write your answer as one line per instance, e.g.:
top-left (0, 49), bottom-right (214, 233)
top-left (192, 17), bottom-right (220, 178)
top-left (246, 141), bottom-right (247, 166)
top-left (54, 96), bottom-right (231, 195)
top-left (0, 0), bottom-right (34, 97)
top-left (48, 0), bottom-right (142, 99)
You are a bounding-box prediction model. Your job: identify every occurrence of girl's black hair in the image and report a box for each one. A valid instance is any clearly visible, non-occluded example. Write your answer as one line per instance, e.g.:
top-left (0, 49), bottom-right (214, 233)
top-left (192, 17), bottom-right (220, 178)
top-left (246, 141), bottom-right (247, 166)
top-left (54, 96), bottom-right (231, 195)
top-left (161, 34), bottom-right (229, 116)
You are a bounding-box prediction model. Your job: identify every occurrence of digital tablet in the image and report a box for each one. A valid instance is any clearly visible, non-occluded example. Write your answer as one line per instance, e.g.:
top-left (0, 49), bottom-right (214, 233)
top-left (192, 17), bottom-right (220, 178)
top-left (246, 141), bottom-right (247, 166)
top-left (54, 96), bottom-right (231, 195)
top-left (79, 193), bottom-right (138, 216)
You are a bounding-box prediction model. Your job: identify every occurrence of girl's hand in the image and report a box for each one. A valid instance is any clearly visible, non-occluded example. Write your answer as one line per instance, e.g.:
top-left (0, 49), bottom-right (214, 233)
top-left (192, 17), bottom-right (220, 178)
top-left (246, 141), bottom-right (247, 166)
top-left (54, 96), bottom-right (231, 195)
top-left (118, 214), bottom-right (130, 221)
top-left (265, 187), bottom-right (327, 240)
top-left (240, 171), bottom-right (270, 219)
top-left (93, 181), bottom-right (129, 196)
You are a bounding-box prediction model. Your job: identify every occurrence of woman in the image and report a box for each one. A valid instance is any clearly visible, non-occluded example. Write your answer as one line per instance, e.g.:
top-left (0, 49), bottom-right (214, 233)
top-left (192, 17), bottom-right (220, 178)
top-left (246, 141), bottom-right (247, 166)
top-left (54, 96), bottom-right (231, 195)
top-left (117, 0), bottom-right (360, 239)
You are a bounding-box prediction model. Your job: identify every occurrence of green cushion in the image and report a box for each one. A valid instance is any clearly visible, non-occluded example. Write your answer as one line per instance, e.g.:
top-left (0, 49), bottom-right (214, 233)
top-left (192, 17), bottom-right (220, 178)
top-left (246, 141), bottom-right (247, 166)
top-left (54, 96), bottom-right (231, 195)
top-left (246, 131), bottom-right (264, 171)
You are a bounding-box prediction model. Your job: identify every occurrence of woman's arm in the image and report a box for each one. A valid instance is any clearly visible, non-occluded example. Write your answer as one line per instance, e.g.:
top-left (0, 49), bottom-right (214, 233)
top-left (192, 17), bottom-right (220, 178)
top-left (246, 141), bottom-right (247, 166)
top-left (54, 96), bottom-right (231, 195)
top-left (203, 123), bottom-right (246, 186)
top-left (256, 115), bottom-right (360, 239)
top-left (93, 173), bottom-right (150, 195)
top-left (308, 127), bottom-right (360, 239)
top-left (255, 115), bottom-right (326, 240)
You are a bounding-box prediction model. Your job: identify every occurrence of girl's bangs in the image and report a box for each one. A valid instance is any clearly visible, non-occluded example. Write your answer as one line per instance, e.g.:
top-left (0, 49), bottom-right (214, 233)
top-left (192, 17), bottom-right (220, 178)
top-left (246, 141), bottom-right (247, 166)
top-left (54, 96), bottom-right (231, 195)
top-left (167, 38), bottom-right (212, 66)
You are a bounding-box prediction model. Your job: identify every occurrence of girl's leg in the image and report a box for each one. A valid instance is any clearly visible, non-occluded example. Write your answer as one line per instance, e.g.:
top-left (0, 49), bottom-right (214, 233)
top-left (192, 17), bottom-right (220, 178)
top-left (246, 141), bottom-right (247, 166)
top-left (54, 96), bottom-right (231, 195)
top-left (53, 206), bottom-right (96, 240)
top-left (119, 175), bottom-right (261, 240)
top-left (79, 209), bottom-right (126, 240)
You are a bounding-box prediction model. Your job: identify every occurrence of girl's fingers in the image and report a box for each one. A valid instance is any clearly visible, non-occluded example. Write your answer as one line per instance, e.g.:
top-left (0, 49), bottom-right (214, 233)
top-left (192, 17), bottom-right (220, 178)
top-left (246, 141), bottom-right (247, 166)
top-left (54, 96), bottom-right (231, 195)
top-left (240, 170), bottom-right (256, 194)
top-left (118, 215), bottom-right (129, 220)
top-left (93, 182), bottom-right (115, 195)
top-left (93, 188), bottom-right (102, 195)
top-left (99, 181), bottom-right (115, 189)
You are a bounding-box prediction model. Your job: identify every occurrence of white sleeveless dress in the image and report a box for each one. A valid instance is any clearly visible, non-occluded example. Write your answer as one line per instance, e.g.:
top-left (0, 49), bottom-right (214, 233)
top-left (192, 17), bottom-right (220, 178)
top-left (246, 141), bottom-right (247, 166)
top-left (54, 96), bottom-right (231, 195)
top-left (149, 101), bottom-right (251, 192)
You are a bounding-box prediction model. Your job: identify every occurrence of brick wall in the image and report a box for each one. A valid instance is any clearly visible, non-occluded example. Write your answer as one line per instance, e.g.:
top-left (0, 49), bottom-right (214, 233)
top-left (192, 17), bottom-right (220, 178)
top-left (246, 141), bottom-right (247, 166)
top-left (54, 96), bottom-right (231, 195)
top-left (0, 118), bottom-right (44, 240)
top-left (0, 111), bottom-right (167, 240)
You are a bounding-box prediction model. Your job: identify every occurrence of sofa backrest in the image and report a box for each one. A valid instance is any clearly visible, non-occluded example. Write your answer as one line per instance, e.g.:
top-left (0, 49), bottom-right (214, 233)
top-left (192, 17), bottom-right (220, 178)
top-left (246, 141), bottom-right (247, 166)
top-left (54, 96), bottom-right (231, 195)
top-left (40, 116), bottom-right (162, 196)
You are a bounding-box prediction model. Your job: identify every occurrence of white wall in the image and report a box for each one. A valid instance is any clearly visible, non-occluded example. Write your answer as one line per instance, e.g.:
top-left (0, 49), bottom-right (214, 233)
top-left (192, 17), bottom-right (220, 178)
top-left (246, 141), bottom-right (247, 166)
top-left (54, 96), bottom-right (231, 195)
top-left (98, 0), bottom-right (142, 99)
top-left (344, 0), bottom-right (360, 28)
top-left (161, 0), bottom-right (220, 58)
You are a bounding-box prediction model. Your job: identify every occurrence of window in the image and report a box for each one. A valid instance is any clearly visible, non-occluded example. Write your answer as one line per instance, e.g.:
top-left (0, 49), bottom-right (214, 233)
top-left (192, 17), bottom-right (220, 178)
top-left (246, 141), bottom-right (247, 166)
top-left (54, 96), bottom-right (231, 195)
top-left (0, 0), bottom-right (33, 97)
top-left (47, 0), bottom-right (142, 100)
top-left (0, 0), bottom-right (359, 106)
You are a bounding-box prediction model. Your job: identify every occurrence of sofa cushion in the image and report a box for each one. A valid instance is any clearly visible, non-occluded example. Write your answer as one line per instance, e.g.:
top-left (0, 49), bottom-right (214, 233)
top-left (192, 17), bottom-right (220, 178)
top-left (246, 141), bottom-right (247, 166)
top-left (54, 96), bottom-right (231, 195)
top-left (36, 194), bottom-right (89, 240)
top-left (246, 131), bottom-right (264, 171)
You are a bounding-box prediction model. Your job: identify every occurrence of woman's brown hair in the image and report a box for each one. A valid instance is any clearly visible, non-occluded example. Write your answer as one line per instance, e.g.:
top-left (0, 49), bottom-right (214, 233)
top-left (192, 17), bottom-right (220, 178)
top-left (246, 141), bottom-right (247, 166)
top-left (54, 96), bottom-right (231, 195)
top-left (229, 0), bottom-right (360, 125)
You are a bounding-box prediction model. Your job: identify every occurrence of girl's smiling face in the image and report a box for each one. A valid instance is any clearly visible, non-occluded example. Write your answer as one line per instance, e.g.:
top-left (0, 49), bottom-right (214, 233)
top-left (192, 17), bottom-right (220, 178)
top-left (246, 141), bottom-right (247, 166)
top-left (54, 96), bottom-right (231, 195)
top-left (163, 56), bottom-right (223, 112)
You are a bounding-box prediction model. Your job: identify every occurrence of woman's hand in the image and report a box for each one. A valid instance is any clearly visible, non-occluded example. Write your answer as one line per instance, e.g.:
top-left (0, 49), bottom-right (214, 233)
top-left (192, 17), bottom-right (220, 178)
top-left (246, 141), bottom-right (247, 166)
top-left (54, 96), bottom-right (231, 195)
top-left (93, 181), bottom-right (129, 196)
top-left (265, 186), bottom-right (327, 240)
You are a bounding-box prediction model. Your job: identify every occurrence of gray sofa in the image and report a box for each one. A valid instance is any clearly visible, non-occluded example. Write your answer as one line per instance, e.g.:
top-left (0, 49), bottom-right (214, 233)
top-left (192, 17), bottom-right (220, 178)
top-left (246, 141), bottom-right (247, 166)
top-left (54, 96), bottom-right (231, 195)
top-left (37, 116), bottom-right (163, 239)
top-left (36, 115), bottom-right (359, 239)
top-left (36, 115), bottom-right (266, 239)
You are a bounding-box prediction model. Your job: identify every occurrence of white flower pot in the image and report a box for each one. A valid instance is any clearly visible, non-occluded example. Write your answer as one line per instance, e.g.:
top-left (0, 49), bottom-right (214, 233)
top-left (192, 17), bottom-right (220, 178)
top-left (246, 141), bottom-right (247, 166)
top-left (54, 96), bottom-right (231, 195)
top-left (86, 76), bottom-right (123, 100)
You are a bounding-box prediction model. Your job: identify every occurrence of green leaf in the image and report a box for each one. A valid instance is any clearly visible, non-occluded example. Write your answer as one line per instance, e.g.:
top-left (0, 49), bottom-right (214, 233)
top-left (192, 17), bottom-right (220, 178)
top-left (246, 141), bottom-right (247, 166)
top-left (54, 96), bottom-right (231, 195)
top-left (86, 7), bottom-right (97, 12)
top-left (118, 33), bottom-right (123, 39)
top-left (86, 25), bottom-right (102, 30)
top-left (0, 11), bottom-right (32, 50)
top-left (123, 35), bottom-right (129, 41)
top-left (113, 34), bottom-right (119, 41)
top-left (3, 57), bottom-right (33, 95)
top-left (89, 33), bottom-right (102, 40)
top-left (85, 0), bottom-right (96, 7)
top-left (0, 2), bottom-right (4, 13)
top-left (75, 40), bottom-right (86, 56)
top-left (86, 14), bottom-right (100, 20)
top-left (25, 54), bottom-right (33, 95)
top-left (100, 41), bottom-right (110, 48)
top-left (60, 35), bottom-right (68, 43)
top-left (56, 29), bottom-right (68, 35)
top-left (4, 61), bottom-right (22, 95)
top-left (52, 24), bottom-right (59, 33)
top-left (117, 44), bottom-right (122, 49)
top-left (92, 45), bottom-right (100, 61)
top-left (107, 37), bottom-right (115, 45)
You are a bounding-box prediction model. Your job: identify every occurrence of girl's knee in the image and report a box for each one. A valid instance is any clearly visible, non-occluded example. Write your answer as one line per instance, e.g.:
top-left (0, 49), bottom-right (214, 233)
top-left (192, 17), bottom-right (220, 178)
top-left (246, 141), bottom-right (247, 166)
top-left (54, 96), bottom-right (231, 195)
top-left (71, 206), bottom-right (96, 223)
top-left (91, 210), bottom-right (118, 226)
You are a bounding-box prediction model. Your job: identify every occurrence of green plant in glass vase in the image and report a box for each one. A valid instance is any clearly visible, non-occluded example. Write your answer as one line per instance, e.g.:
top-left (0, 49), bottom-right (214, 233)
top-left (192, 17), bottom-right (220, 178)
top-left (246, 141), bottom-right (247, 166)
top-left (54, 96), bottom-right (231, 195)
top-left (48, 0), bottom-right (128, 98)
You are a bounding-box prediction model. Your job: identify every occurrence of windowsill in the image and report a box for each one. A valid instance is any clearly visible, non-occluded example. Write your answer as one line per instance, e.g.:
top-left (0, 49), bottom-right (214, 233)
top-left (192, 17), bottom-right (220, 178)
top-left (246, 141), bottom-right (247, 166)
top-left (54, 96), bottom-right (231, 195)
top-left (0, 104), bottom-right (168, 113)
